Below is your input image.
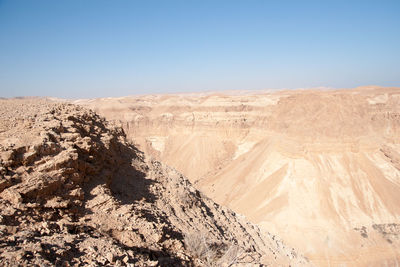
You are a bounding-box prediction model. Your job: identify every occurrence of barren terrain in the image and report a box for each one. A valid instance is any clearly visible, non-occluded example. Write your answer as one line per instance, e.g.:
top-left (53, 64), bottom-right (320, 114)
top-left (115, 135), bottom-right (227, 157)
top-left (0, 99), bottom-right (307, 266)
top-left (77, 86), bottom-right (400, 266)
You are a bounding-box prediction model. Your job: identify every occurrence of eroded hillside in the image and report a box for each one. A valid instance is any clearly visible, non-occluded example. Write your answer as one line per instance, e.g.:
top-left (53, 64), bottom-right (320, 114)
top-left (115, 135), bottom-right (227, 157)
top-left (78, 86), bottom-right (400, 266)
top-left (0, 99), bottom-right (308, 266)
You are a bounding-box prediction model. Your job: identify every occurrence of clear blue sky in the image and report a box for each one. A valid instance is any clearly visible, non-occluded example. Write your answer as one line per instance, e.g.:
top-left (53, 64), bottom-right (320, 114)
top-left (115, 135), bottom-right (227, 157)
top-left (0, 0), bottom-right (399, 98)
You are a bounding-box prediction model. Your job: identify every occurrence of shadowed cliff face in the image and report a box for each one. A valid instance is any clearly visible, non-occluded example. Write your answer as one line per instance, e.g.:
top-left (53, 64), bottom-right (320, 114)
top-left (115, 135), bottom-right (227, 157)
top-left (78, 86), bottom-right (400, 266)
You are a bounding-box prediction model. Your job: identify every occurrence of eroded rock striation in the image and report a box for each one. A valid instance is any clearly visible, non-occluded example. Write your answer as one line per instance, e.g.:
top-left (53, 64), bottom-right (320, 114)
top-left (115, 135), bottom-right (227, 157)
top-left (0, 99), bottom-right (307, 266)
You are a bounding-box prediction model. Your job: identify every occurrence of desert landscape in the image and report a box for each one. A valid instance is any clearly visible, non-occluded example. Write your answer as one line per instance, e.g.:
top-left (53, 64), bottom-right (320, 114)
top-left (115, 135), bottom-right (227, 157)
top-left (1, 87), bottom-right (400, 266)
top-left (75, 86), bottom-right (400, 266)
top-left (1, 1), bottom-right (399, 266)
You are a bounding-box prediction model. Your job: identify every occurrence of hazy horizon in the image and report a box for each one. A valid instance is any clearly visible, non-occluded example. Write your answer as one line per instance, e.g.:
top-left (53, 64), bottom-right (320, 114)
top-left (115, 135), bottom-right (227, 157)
top-left (1, 0), bottom-right (399, 98)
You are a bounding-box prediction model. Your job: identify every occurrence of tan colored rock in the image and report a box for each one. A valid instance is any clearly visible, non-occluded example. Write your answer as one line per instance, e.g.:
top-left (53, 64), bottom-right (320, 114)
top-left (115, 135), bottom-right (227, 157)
top-left (0, 188), bottom-right (22, 204)
top-left (106, 252), bottom-right (114, 263)
top-left (0, 179), bottom-right (12, 192)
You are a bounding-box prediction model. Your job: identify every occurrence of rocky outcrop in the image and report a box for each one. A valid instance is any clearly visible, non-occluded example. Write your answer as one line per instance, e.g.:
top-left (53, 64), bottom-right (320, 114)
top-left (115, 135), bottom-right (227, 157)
top-left (0, 99), bottom-right (308, 266)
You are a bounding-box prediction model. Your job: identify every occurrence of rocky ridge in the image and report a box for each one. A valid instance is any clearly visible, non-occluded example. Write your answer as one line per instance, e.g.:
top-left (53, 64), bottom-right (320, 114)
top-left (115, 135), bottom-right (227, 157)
top-left (0, 99), bottom-right (307, 266)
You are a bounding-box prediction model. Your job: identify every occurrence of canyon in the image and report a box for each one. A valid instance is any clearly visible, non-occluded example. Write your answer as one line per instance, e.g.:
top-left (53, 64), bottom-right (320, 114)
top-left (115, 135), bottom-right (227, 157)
top-left (77, 86), bottom-right (400, 266)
